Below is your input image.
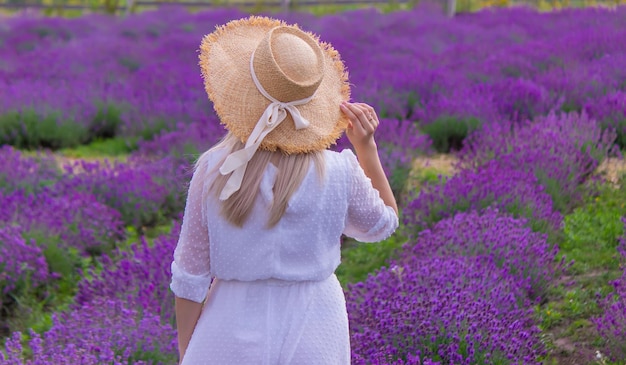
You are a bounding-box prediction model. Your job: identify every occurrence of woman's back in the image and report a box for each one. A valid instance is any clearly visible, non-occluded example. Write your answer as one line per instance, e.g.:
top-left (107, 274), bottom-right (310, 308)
top-left (174, 147), bottom-right (398, 285)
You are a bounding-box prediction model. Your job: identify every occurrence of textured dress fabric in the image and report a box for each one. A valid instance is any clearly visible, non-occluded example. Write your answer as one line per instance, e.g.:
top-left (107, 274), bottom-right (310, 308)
top-left (170, 147), bottom-right (399, 365)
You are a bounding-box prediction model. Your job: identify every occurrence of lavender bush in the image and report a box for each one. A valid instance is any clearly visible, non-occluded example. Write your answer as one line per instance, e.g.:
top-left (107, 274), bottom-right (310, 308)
top-left (585, 91), bottom-right (626, 148)
top-left (347, 255), bottom-right (544, 364)
top-left (75, 228), bottom-right (179, 321)
top-left (136, 119), bottom-right (224, 162)
top-left (459, 111), bottom-right (619, 211)
top-left (404, 159), bottom-right (562, 236)
top-left (0, 189), bottom-right (125, 255)
top-left (0, 226), bottom-right (49, 300)
top-left (1, 227), bottom-right (181, 364)
top-left (400, 208), bottom-right (558, 300)
top-left (0, 146), bottom-right (60, 195)
top-left (1, 297), bottom-right (177, 364)
top-left (0, 189), bottom-right (125, 340)
top-left (57, 156), bottom-right (188, 229)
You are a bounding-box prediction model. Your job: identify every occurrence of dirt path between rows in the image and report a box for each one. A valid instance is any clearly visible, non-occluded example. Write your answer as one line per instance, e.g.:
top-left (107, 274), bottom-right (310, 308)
top-left (53, 151), bottom-right (624, 183)
top-left (410, 155), bottom-right (626, 184)
top-left (411, 153), bottom-right (459, 175)
top-left (597, 157), bottom-right (626, 185)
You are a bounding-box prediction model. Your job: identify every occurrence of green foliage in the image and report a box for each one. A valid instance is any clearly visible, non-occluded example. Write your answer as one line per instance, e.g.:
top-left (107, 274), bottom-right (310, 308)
top-left (118, 56), bottom-right (141, 72)
top-left (294, 1), bottom-right (410, 16)
top-left (561, 184), bottom-right (626, 273)
top-left (421, 116), bottom-right (482, 153)
top-left (535, 172), bottom-right (579, 214)
top-left (412, 167), bottom-right (450, 187)
top-left (122, 222), bottom-right (177, 250)
top-left (161, 142), bottom-right (201, 165)
top-left (416, 334), bottom-right (510, 365)
top-left (389, 165), bottom-right (412, 202)
top-left (3, 278), bottom-right (56, 338)
top-left (0, 109), bottom-right (90, 150)
top-left (103, 0), bottom-right (121, 14)
top-left (24, 230), bottom-right (92, 287)
top-left (539, 178), bottom-right (626, 362)
top-left (600, 117), bottom-right (626, 150)
top-left (0, 102), bottom-right (131, 150)
top-left (59, 137), bottom-right (135, 159)
top-left (123, 349), bottom-right (178, 365)
top-left (336, 233), bottom-right (406, 288)
top-left (90, 102), bottom-right (125, 140)
top-left (560, 100), bottom-right (582, 114)
top-left (536, 301), bottom-right (564, 330)
top-left (97, 187), bottom-right (165, 229)
top-left (138, 118), bottom-right (172, 142)
top-left (2, 234), bottom-right (88, 337)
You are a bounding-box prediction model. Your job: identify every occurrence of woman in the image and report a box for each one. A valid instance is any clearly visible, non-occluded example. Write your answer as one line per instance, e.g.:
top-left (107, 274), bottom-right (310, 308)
top-left (170, 15), bottom-right (398, 364)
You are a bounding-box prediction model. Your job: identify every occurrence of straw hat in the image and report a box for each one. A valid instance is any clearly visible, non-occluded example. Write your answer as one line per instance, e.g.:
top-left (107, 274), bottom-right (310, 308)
top-left (199, 16), bottom-right (351, 200)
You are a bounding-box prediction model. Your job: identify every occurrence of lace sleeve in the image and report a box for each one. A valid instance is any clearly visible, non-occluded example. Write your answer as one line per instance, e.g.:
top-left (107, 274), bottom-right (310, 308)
top-left (170, 158), bottom-right (212, 303)
top-left (341, 149), bottom-right (399, 243)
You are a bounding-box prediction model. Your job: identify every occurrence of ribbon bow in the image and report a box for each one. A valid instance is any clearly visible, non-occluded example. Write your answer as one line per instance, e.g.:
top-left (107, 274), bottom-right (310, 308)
top-left (218, 51), bottom-right (313, 201)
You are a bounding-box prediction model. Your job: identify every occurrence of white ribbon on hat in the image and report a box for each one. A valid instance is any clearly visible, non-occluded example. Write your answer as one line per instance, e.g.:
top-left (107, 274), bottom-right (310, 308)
top-left (218, 50), bottom-right (314, 201)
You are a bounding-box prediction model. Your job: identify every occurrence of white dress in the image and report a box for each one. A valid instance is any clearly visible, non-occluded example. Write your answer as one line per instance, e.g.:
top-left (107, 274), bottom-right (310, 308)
top-left (170, 147), bottom-right (399, 365)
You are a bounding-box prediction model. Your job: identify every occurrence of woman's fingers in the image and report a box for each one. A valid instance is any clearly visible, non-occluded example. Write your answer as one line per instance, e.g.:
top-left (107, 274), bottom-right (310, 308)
top-left (357, 103), bottom-right (379, 128)
top-left (343, 102), bottom-right (375, 134)
top-left (341, 103), bottom-right (365, 134)
top-left (341, 101), bottom-right (380, 149)
top-left (340, 103), bottom-right (360, 129)
top-left (353, 103), bottom-right (378, 133)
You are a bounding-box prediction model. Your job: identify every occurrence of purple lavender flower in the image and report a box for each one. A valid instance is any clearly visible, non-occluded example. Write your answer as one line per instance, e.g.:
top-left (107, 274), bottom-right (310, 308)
top-left (347, 255), bottom-right (544, 364)
top-left (2, 229), bottom-right (181, 364)
top-left (74, 226), bottom-right (180, 322)
top-left (0, 226), bottom-right (49, 296)
top-left (404, 159), bottom-right (562, 236)
top-left (3, 298), bottom-right (177, 364)
top-left (400, 208), bottom-right (558, 300)
top-left (585, 91), bottom-right (626, 148)
top-left (0, 145), bottom-right (60, 195)
top-left (57, 155), bottom-right (188, 229)
top-left (0, 189), bottom-right (125, 255)
top-left (459, 111), bottom-right (618, 211)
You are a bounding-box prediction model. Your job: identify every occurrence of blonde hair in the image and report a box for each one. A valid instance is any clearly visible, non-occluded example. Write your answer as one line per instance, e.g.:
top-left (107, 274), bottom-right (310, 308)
top-left (196, 133), bottom-right (325, 228)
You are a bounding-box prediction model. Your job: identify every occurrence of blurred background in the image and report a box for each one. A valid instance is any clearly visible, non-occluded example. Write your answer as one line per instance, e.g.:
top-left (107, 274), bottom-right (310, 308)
top-left (1, 0), bottom-right (624, 19)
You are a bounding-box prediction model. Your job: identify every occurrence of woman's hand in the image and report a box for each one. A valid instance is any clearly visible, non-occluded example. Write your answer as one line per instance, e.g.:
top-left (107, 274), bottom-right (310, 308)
top-left (340, 101), bottom-right (398, 215)
top-left (340, 101), bottom-right (379, 152)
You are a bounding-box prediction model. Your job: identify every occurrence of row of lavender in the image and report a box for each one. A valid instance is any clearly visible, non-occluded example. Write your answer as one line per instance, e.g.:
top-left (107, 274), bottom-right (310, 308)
top-left (1, 5), bottom-right (626, 151)
top-left (1, 112), bottom-right (625, 363)
top-left (0, 145), bottom-right (198, 363)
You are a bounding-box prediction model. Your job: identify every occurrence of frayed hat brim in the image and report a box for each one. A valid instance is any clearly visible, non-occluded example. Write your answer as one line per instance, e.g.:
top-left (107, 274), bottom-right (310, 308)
top-left (199, 16), bottom-right (351, 154)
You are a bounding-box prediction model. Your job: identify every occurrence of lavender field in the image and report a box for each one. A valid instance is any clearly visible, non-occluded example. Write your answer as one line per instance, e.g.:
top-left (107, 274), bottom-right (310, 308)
top-left (1, 3), bottom-right (626, 364)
